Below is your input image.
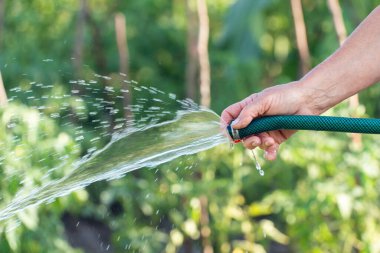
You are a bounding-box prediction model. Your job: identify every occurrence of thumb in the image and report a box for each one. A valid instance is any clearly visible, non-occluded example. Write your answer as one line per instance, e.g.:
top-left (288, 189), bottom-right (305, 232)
top-left (232, 101), bottom-right (262, 129)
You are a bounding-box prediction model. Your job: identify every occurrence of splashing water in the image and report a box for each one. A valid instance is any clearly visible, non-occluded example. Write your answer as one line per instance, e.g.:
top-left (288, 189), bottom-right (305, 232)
top-left (0, 65), bottom-right (264, 222)
top-left (0, 106), bottom-right (227, 221)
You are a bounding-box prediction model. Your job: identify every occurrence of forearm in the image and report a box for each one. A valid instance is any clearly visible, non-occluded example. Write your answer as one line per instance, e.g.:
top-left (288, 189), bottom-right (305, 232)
top-left (299, 6), bottom-right (380, 114)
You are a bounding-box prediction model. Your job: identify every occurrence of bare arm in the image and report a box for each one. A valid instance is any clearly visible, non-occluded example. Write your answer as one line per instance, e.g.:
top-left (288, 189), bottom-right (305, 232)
top-left (221, 6), bottom-right (380, 160)
top-left (301, 6), bottom-right (380, 114)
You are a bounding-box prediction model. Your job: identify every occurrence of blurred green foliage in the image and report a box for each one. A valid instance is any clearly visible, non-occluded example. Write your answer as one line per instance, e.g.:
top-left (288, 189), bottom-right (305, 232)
top-left (0, 104), bottom-right (82, 252)
top-left (1, 0), bottom-right (380, 252)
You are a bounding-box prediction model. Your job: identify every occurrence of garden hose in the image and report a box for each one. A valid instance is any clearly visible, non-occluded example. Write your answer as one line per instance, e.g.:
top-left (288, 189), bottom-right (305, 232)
top-left (227, 115), bottom-right (380, 143)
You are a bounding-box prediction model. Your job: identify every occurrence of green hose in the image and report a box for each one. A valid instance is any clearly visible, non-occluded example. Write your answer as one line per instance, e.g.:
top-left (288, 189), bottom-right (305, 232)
top-left (227, 115), bottom-right (380, 142)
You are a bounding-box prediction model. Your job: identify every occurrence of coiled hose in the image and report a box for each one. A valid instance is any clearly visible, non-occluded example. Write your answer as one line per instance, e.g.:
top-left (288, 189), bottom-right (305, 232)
top-left (227, 115), bottom-right (380, 143)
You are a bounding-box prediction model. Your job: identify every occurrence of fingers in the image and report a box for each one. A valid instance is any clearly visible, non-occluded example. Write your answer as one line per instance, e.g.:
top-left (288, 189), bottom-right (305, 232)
top-left (260, 133), bottom-right (275, 148)
top-left (230, 106), bottom-right (256, 129)
top-left (231, 94), bottom-right (265, 129)
top-left (264, 144), bottom-right (278, 161)
top-left (258, 133), bottom-right (277, 160)
top-left (220, 102), bottom-right (244, 126)
top-left (221, 93), bottom-right (262, 128)
top-left (243, 133), bottom-right (276, 150)
top-left (243, 133), bottom-right (279, 160)
top-left (242, 135), bottom-right (261, 149)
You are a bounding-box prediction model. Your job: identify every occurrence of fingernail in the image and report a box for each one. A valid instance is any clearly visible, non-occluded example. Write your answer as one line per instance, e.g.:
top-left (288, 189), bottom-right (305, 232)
top-left (252, 140), bottom-right (260, 147)
top-left (231, 119), bottom-right (239, 128)
top-left (265, 150), bottom-right (277, 160)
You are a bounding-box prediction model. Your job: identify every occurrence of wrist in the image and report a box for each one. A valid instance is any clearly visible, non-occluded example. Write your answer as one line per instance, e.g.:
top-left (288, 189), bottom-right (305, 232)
top-left (295, 79), bottom-right (332, 115)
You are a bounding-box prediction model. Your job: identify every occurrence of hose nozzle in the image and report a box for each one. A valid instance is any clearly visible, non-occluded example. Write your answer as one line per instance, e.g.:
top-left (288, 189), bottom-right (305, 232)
top-left (227, 124), bottom-right (241, 143)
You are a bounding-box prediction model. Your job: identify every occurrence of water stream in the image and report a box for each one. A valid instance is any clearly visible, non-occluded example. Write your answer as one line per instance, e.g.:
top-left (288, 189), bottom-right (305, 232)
top-left (0, 106), bottom-right (228, 221)
top-left (0, 69), bottom-right (267, 223)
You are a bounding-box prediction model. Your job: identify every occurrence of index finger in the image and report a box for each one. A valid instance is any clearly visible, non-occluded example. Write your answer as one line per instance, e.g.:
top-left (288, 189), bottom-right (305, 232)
top-left (221, 95), bottom-right (255, 126)
top-left (221, 102), bottom-right (244, 126)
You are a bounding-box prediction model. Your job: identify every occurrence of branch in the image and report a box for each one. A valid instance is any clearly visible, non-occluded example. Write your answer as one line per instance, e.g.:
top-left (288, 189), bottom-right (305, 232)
top-left (199, 195), bottom-right (213, 253)
top-left (290, 0), bottom-right (311, 76)
top-left (327, 0), bottom-right (347, 45)
top-left (186, 0), bottom-right (198, 101)
top-left (114, 13), bottom-right (132, 120)
top-left (197, 0), bottom-right (211, 108)
top-left (72, 0), bottom-right (87, 78)
top-left (0, 71), bottom-right (8, 107)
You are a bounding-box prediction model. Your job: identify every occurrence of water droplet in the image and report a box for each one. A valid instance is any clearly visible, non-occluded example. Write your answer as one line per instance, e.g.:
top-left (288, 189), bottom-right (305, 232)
top-left (105, 86), bottom-right (115, 92)
top-left (7, 122), bottom-right (16, 129)
top-left (50, 113), bottom-right (60, 118)
top-left (251, 150), bottom-right (264, 176)
top-left (75, 136), bottom-right (84, 141)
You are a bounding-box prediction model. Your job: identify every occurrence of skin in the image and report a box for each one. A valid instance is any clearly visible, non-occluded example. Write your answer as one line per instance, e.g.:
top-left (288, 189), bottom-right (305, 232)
top-left (221, 6), bottom-right (380, 160)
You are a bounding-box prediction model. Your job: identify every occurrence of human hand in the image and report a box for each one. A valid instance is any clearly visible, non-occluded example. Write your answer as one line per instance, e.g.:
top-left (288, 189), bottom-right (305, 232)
top-left (221, 81), bottom-right (320, 160)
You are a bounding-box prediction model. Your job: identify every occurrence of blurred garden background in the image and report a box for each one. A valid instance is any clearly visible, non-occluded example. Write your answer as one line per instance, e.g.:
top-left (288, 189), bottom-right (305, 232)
top-left (1, 0), bottom-right (380, 252)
